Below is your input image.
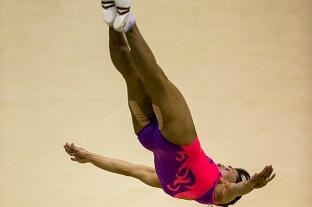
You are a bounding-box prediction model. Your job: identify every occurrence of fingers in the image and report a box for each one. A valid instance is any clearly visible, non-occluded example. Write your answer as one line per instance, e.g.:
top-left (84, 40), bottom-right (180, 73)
top-left (267, 173), bottom-right (276, 182)
top-left (71, 157), bottom-right (77, 161)
top-left (64, 143), bottom-right (74, 155)
top-left (257, 165), bottom-right (276, 184)
top-left (263, 166), bottom-right (272, 177)
top-left (63, 142), bottom-right (79, 156)
top-left (71, 143), bottom-right (76, 151)
top-left (264, 165), bottom-right (273, 177)
top-left (259, 165), bottom-right (273, 178)
top-left (259, 166), bottom-right (268, 176)
top-left (261, 173), bottom-right (275, 188)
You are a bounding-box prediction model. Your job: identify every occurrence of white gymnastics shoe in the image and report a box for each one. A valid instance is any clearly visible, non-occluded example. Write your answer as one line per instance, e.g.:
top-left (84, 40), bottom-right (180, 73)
top-left (101, 0), bottom-right (117, 26)
top-left (113, 0), bottom-right (136, 32)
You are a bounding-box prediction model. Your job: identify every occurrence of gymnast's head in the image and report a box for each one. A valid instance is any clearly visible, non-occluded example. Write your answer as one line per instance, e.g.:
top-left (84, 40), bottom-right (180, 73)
top-left (217, 163), bottom-right (250, 206)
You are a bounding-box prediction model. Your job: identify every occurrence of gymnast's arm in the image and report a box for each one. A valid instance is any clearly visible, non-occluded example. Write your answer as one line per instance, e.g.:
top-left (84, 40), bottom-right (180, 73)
top-left (63, 143), bottom-right (162, 188)
top-left (215, 165), bottom-right (276, 204)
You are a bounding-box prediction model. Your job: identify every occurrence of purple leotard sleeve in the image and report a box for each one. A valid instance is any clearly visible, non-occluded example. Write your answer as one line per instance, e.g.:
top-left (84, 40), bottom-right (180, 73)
top-left (138, 118), bottom-right (222, 205)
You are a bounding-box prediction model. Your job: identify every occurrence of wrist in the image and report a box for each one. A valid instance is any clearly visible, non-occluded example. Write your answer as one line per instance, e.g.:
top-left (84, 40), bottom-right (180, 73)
top-left (85, 152), bottom-right (95, 162)
top-left (245, 180), bottom-right (255, 190)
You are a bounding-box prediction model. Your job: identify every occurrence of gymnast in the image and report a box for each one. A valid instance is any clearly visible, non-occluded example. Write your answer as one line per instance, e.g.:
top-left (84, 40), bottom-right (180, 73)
top-left (64, 1), bottom-right (275, 206)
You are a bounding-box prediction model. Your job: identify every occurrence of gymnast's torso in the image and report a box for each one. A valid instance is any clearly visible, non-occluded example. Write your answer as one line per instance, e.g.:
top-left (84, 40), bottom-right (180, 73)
top-left (137, 118), bottom-right (222, 204)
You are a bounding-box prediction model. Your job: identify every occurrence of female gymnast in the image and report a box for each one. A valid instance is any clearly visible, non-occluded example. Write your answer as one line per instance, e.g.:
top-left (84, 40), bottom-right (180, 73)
top-left (64, 1), bottom-right (275, 206)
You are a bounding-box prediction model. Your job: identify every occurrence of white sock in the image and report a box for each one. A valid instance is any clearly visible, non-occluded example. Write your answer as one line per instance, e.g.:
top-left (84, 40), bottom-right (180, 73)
top-left (100, 0), bottom-right (117, 26)
top-left (114, 12), bottom-right (136, 32)
top-left (113, 0), bottom-right (135, 32)
top-left (124, 13), bottom-right (136, 32)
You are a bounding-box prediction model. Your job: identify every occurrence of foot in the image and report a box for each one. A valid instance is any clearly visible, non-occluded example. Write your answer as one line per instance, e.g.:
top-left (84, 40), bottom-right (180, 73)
top-left (113, 0), bottom-right (136, 32)
top-left (101, 0), bottom-right (117, 26)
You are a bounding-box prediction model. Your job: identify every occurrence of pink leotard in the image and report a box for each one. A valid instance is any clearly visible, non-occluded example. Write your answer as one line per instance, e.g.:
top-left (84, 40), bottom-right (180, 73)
top-left (137, 118), bottom-right (222, 204)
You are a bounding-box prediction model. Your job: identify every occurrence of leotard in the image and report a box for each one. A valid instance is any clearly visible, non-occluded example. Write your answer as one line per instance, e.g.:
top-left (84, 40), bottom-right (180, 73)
top-left (138, 118), bottom-right (222, 204)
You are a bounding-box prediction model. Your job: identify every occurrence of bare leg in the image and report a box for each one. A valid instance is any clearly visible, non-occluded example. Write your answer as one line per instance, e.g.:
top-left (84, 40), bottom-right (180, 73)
top-left (125, 24), bottom-right (197, 145)
top-left (109, 28), bottom-right (154, 134)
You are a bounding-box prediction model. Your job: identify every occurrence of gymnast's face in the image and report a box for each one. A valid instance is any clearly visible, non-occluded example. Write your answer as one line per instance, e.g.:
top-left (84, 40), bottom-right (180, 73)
top-left (217, 163), bottom-right (238, 183)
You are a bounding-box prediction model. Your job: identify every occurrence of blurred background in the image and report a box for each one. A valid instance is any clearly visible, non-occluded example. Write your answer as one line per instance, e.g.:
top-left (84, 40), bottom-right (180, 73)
top-left (0, 0), bottom-right (311, 206)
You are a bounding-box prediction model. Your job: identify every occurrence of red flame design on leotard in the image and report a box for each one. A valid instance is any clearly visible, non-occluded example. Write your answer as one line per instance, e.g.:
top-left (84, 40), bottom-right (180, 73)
top-left (164, 138), bottom-right (221, 200)
top-left (166, 151), bottom-right (196, 192)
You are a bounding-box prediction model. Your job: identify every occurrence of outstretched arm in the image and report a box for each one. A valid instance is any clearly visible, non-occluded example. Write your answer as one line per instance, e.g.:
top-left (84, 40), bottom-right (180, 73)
top-left (64, 143), bottom-right (161, 188)
top-left (216, 165), bottom-right (276, 204)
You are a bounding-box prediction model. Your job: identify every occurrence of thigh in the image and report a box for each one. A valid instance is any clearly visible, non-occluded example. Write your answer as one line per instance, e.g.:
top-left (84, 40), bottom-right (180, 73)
top-left (145, 74), bottom-right (197, 145)
top-left (125, 75), bottom-right (155, 134)
top-left (110, 44), bottom-right (155, 134)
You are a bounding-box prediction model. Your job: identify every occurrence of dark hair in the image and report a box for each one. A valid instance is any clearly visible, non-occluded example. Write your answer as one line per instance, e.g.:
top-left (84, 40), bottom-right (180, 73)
top-left (217, 168), bottom-right (250, 207)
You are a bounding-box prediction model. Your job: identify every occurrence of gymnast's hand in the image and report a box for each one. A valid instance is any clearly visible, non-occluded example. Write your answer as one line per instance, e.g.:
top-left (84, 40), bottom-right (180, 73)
top-left (249, 165), bottom-right (276, 189)
top-left (64, 143), bottom-right (91, 163)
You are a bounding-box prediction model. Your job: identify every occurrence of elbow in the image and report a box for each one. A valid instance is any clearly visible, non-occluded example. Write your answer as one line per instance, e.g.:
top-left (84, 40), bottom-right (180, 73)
top-left (122, 166), bottom-right (134, 177)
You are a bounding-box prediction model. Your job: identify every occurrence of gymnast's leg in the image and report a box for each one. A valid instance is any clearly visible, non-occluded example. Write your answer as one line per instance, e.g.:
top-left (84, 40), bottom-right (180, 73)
top-left (109, 27), bottom-right (155, 134)
top-left (125, 24), bottom-right (197, 145)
